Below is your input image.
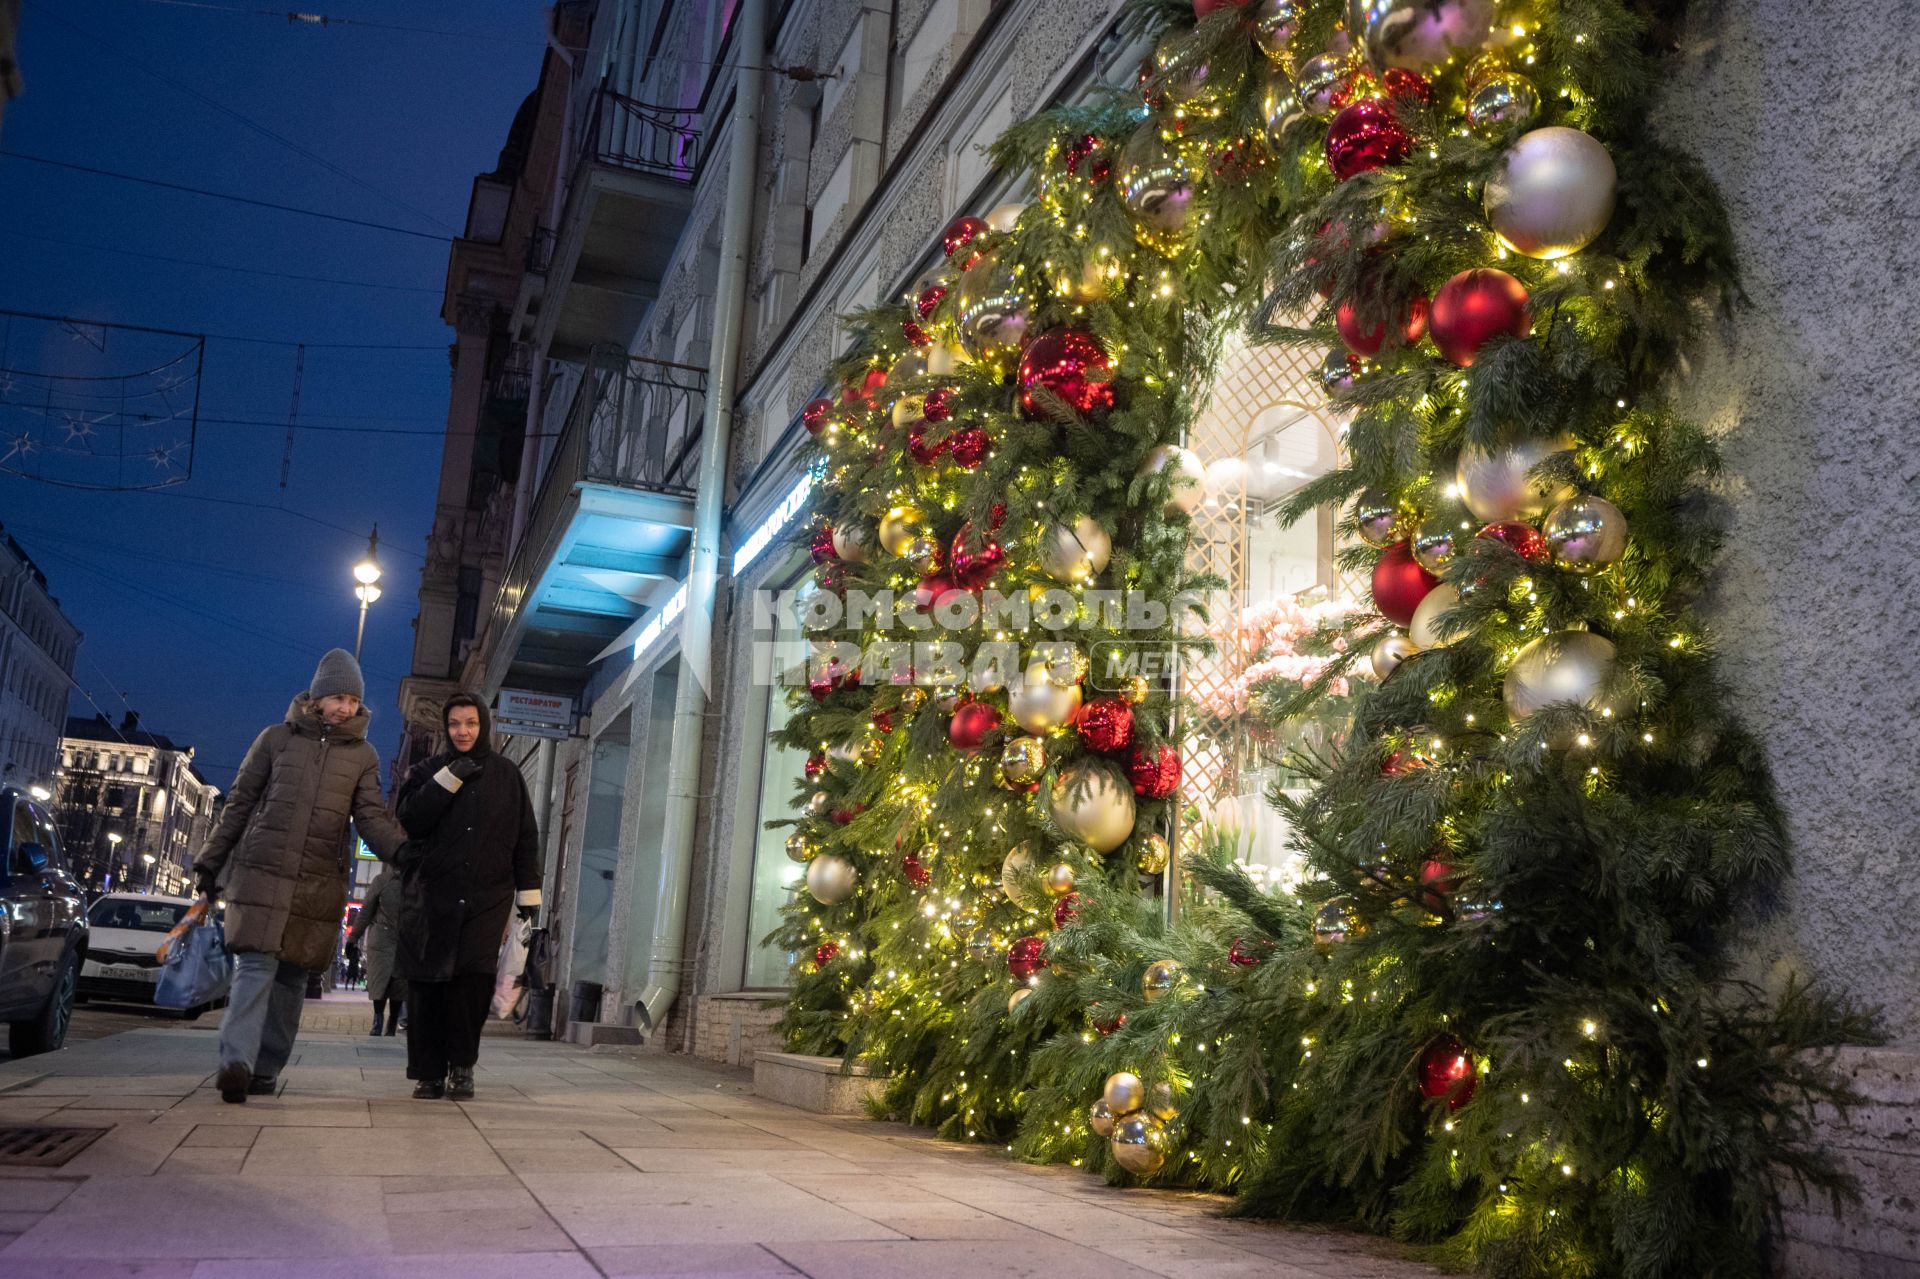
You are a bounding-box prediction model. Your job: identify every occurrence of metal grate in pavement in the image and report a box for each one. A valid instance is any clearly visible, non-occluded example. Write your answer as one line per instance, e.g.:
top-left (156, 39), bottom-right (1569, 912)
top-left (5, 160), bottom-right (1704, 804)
top-left (0, 1125), bottom-right (109, 1167)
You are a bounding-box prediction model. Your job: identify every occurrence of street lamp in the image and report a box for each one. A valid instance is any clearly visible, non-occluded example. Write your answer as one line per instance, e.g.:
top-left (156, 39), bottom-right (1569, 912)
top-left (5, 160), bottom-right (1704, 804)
top-left (106, 832), bottom-right (122, 891)
top-left (28, 784), bottom-right (50, 802)
top-left (352, 526), bottom-right (382, 662)
top-left (141, 853), bottom-right (157, 894)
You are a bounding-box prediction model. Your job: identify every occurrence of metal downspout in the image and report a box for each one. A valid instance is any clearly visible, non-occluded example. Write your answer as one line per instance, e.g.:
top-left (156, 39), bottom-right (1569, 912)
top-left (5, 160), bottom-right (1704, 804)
top-left (632, 0), bottom-right (766, 1033)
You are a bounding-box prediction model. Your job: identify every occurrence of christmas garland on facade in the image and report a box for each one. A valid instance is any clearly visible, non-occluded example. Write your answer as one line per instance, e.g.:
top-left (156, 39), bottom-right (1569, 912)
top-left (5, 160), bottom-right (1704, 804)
top-left (770, 0), bottom-right (1874, 1274)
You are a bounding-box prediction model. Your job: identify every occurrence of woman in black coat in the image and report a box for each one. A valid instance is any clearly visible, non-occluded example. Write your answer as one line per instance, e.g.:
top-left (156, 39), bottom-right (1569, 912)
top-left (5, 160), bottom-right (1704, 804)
top-left (393, 692), bottom-right (542, 1099)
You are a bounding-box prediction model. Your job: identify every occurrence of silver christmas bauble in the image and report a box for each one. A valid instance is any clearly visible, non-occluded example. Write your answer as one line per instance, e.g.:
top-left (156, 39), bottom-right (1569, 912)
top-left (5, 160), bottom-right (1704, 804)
top-left (1089, 1098), bottom-right (1117, 1137)
top-left (1147, 1081), bottom-right (1179, 1122)
top-left (1261, 68), bottom-right (1303, 142)
top-left (1295, 51), bottom-right (1358, 118)
top-left (1503, 631), bottom-right (1616, 722)
top-left (1350, 0), bottom-right (1494, 71)
top-left (1412, 509), bottom-right (1470, 572)
top-left (1467, 71), bottom-right (1540, 134)
top-left (1353, 490), bottom-right (1401, 547)
top-left (831, 521), bottom-right (875, 564)
top-left (1007, 986), bottom-right (1033, 1013)
top-left (1137, 444), bottom-right (1206, 516)
top-left (1038, 516), bottom-right (1113, 582)
top-left (1252, 0), bottom-right (1302, 66)
top-left (1484, 127), bottom-right (1617, 260)
top-left (1110, 1114), bottom-right (1169, 1175)
top-left (1455, 434), bottom-right (1577, 523)
top-left (1371, 632), bottom-right (1420, 680)
top-left (1103, 1071), bottom-right (1146, 1116)
top-left (1047, 759), bottom-right (1136, 853)
top-left (804, 791), bottom-right (831, 819)
top-left (1408, 582), bottom-right (1463, 649)
top-left (1543, 495), bottom-right (1627, 573)
top-left (1116, 124), bottom-right (1197, 253)
top-left (1009, 658), bottom-right (1082, 734)
top-left (805, 853), bottom-right (858, 904)
top-left (1319, 348), bottom-right (1357, 394)
top-left (1141, 958), bottom-right (1182, 1003)
top-left (955, 255), bottom-right (1030, 360)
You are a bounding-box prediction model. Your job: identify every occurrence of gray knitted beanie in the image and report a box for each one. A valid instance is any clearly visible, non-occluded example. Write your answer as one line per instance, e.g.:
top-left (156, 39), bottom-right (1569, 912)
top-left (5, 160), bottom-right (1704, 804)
top-left (309, 648), bottom-right (365, 701)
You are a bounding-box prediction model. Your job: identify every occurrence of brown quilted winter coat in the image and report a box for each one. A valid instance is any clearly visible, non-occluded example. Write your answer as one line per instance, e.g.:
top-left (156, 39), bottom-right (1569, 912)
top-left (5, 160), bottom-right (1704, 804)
top-left (192, 696), bottom-right (407, 969)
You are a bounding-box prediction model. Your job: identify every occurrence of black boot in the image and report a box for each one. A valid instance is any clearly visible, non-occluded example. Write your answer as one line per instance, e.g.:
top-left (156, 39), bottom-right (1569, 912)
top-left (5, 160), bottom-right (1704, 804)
top-left (216, 1061), bottom-right (249, 1105)
top-left (412, 1078), bottom-right (445, 1099)
top-left (369, 1012), bottom-right (383, 1036)
top-left (446, 1066), bottom-right (475, 1101)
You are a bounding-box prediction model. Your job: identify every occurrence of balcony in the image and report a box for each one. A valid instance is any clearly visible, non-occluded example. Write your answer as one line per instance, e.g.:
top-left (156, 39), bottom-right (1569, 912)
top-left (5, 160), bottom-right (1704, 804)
top-left (475, 349), bottom-right (706, 697)
top-left (524, 86), bottom-right (702, 361)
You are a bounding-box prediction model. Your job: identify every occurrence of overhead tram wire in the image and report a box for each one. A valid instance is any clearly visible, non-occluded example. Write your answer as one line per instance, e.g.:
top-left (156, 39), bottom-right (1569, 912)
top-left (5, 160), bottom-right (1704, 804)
top-left (0, 228), bottom-right (442, 295)
top-left (0, 309), bottom-right (442, 351)
top-left (106, 0), bottom-right (547, 44)
top-left (27, 1), bottom-right (460, 235)
top-left (0, 153), bottom-right (454, 244)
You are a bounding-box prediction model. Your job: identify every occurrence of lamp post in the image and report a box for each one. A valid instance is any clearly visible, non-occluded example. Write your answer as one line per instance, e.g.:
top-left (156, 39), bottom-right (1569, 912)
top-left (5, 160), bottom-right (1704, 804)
top-left (141, 852), bottom-right (157, 894)
top-left (106, 831), bottom-right (122, 891)
top-left (352, 526), bottom-right (383, 662)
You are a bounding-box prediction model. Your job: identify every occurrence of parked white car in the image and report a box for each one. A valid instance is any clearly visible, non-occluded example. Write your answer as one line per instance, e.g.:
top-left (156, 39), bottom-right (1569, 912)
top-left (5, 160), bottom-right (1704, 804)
top-left (77, 893), bottom-right (228, 1017)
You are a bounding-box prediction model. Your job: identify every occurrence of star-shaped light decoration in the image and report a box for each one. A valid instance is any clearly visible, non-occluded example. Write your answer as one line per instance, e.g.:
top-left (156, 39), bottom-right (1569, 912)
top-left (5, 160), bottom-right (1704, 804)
top-left (1, 431), bottom-right (37, 465)
top-left (62, 411), bottom-right (105, 445)
top-left (147, 440), bottom-right (185, 471)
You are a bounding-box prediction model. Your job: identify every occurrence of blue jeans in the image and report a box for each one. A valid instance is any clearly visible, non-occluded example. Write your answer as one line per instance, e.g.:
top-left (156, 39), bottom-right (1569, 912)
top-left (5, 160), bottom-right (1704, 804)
top-left (217, 952), bottom-right (308, 1080)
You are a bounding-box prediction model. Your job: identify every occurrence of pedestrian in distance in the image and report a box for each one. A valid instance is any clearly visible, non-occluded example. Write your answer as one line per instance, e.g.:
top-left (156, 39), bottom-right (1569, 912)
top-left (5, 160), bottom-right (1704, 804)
top-left (192, 649), bottom-right (407, 1103)
top-left (393, 692), bottom-right (541, 1100)
top-left (347, 867), bottom-right (406, 1035)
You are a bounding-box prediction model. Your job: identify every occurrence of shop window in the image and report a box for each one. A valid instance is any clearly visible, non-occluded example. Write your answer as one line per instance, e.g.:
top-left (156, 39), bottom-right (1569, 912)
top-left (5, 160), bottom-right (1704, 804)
top-left (740, 577), bottom-right (812, 987)
top-left (569, 708), bottom-right (631, 990)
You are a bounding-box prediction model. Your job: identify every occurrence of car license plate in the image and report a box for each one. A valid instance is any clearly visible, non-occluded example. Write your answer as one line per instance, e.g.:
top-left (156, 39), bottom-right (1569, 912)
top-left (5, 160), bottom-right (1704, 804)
top-left (103, 966), bottom-right (149, 981)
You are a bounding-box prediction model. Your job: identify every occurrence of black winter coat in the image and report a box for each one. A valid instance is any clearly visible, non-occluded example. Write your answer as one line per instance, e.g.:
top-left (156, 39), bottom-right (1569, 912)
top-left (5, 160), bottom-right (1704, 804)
top-left (393, 749), bottom-right (541, 982)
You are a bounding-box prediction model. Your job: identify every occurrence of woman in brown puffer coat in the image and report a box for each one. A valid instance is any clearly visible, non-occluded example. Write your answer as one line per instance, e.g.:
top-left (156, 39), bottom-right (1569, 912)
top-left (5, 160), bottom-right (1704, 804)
top-left (192, 649), bottom-right (406, 1103)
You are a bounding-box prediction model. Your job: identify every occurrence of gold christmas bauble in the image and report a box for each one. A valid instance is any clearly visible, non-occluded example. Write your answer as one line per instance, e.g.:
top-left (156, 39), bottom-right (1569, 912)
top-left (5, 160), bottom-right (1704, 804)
top-left (1455, 434), bottom-right (1577, 523)
top-left (1089, 1098), bottom-right (1117, 1137)
top-left (1047, 760), bottom-right (1136, 853)
top-left (1252, 0), bottom-right (1302, 67)
top-left (1503, 630), bottom-right (1616, 722)
top-left (1262, 68), bottom-right (1303, 143)
top-left (878, 504), bottom-right (927, 557)
top-left (1109, 1114), bottom-right (1169, 1175)
top-left (1485, 127), bottom-right (1617, 260)
top-left (890, 393), bottom-right (926, 431)
top-left (1353, 490), bottom-right (1401, 548)
top-left (1038, 516), bottom-right (1113, 582)
top-left (1136, 444), bottom-right (1207, 516)
top-left (858, 736), bottom-right (883, 765)
top-left (1412, 511), bottom-right (1469, 573)
top-left (827, 739), bottom-right (862, 766)
top-left (1147, 1081), bottom-right (1179, 1122)
top-left (1467, 71), bottom-right (1540, 134)
top-left (1141, 959), bottom-right (1182, 1003)
top-left (805, 853), bottom-right (857, 904)
top-left (1371, 632), bottom-right (1419, 680)
top-left (1001, 843), bottom-right (1043, 910)
top-left (903, 534), bottom-right (940, 574)
top-left (1120, 675), bottom-right (1151, 705)
top-left (1295, 50), bottom-right (1359, 119)
top-left (1115, 123), bottom-right (1198, 254)
top-left (831, 520), bottom-right (875, 564)
top-left (1543, 495), bottom-right (1627, 574)
top-left (898, 686), bottom-right (928, 713)
top-left (954, 254), bottom-right (1030, 361)
top-left (1408, 582), bottom-right (1462, 650)
top-left (1351, 0), bottom-right (1494, 72)
top-left (1102, 1071), bottom-right (1146, 1116)
top-left (1007, 986), bottom-right (1033, 1013)
top-left (1000, 734), bottom-right (1048, 785)
top-left (1009, 659), bottom-right (1082, 734)
top-left (931, 684), bottom-right (964, 714)
top-left (804, 791), bottom-right (831, 819)
top-left (1044, 862), bottom-right (1076, 897)
top-left (925, 341), bottom-right (972, 376)
top-left (1136, 832), bottom-right (1170, 875)
top-left (784, 832), bottom-right (816, 863)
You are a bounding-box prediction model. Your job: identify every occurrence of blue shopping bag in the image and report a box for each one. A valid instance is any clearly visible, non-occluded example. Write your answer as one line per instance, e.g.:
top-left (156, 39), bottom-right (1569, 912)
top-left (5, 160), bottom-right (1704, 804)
top-left (154, 902), bottom-right (232, 1009)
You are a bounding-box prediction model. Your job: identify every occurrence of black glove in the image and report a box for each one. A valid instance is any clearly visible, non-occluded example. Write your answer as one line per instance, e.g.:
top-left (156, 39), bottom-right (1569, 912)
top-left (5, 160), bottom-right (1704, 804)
top-left (516, 903), bottom-right (538, 923)
top-left (448, 757), bottom-right (483, 782)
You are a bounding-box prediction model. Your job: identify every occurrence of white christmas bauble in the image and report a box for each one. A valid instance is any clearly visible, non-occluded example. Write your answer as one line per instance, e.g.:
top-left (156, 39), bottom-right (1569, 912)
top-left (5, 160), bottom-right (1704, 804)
top-left (1038, 517), bottom-right (1113, 582)
top-left (985, 202), bottom-right (1026, 232)
top-left (1137, 445), bottom-right (1206, 516)
top-left (1008, 658), bottom-right (1082, 734)
top-left (805, 853), bottom-right (858, 904)
top-left (1408, 582), bottom-right (1462, 649)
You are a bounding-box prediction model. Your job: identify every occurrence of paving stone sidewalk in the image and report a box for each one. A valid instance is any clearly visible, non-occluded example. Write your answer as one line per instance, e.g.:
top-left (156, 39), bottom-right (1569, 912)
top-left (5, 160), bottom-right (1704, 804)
top-left (0, 1026), bottom-right (1442, 1278)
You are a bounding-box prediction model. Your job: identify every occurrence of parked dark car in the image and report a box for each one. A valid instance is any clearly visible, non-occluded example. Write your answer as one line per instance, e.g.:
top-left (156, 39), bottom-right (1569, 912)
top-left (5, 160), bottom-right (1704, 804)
top-left (0, 785), bottom-right (89, 1055)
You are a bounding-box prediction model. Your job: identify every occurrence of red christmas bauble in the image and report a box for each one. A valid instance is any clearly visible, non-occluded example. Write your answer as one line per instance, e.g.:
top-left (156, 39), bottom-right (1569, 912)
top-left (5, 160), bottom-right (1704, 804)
top-left (922, 386), bottom-right (956, 423)
top-left (949, 522), bottom-right (1004, 589)
top-left (915, 283), bottom-right (947, 320)
top-left (941, 214), bottom-right (989, 262)
top-left (1335, 293), bottom-right (1429, 357)
top-left (947, 427), bottom-right (992, 470)
top-left (1325, 98), bottom-right (1413, 182)
top-left (1430, 269), bottom-right (1530, 367)
top-left (1419, 859), bottom-right (1463, 912)
top-left (1078, 696), bottom-right (1136, 753)
top-left (802, 398), bottom-right (834, 436)
top-left (1381, 749), bottom-right (1428, 777)
top-left (1064, 133), bottom-right (1112, 183)
top-left (804, 751), bottom-right (826, 781)
top-left (1477, 521), bottom-right (1551, 564)
top-left (1417, 1034), bottom-right (1477, 1109)
top-left (1053, 892), bottom-right (1084, 928)
top-left (914, 572), bottom-right (962, 612)
top-left (807, 673), bottom-right (835, 703)
top-left (829, 806), bottom-right (861, 826)
top-left (1126, 743), bottom-right (1181, 799)
top-left (809, 525), bottom-right (837, 563)
top-left (902, 319), bottom-right (931, 348)
top-left (850, 367), bottom-right (889, 402)
top-left (948, 700), bottom-right (1000, 752)
top-left (907, 425), bottom-right (947, 466)
top-left (870, 708), bottom-right (895, 735)
top-left (1371, 541), bottom-right (1438, 626)
top-left (1017, 326), bottom-right (1116, 421)
top-left (1007, 935), bottom-right (1049, 981)
top-left (1380, 67), bottom-right (1432, 107)
top-left (1091, 1002), bottom-right (1126, 1036)
top-left (1227, 936), bottom-right (1269, 968)
top-left (902, 850), bottom-right (932, 889)
top-left (813, 940), bottom-right (839, 968)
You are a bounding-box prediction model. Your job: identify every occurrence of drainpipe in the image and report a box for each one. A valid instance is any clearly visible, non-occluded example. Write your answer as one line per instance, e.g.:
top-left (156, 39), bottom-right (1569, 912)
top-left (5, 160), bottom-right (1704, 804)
top-left (631, 0), bottom-right (766, 1034)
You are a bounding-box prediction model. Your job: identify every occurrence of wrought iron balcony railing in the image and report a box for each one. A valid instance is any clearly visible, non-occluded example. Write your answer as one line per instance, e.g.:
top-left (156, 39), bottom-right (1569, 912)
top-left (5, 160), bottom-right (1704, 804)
top-left (579, 85), bottom-right (701, 182)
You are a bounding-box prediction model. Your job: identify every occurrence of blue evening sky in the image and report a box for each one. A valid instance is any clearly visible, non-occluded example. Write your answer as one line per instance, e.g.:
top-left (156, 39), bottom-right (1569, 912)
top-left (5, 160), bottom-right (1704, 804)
top-left (0, 0), bottom-right (542, 787)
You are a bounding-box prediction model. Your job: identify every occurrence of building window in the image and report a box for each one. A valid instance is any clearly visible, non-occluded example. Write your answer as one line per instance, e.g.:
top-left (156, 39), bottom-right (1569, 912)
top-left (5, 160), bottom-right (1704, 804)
top-left (740, 577), bottom-right (812, 988)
